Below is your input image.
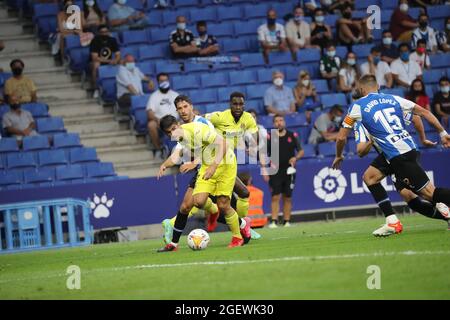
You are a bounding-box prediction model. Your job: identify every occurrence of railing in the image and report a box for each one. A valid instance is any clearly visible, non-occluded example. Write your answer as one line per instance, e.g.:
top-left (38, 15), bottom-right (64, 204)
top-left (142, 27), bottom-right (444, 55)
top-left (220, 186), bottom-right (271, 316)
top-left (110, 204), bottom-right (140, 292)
top-left (0, 198), bottom-right (93, 254)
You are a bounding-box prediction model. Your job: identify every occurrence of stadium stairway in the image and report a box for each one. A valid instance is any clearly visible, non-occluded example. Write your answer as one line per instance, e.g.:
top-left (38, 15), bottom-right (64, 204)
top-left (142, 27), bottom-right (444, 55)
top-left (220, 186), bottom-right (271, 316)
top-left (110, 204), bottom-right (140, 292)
top-left (0, 3), bottom-right (161, 178)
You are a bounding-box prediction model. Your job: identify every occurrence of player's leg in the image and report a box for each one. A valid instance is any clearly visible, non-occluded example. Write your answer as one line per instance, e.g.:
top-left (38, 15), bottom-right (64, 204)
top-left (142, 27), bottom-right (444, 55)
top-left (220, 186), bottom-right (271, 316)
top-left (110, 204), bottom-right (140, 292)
top-left (269, 174), bottom-right (282, 228)
top-left (216, 195), bottom-right (244, 248)
top-left (400, 188), bottom-right (449, 222)
top-left (282, 172), bottom-right (295, 227)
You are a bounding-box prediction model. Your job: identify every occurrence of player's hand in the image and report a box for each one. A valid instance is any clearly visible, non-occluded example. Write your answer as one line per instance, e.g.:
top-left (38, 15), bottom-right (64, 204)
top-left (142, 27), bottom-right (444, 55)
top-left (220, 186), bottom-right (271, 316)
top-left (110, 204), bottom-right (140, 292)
top-left (180, 163), bottom-right (197, 174)
top-left (421, 139), bottom-right (437, 148)
top-left (203, 165), bottom-right (217, 180)
top-left (289, 157), bottom-right (297, 167)
top-left (331, 156), bottom-right (344, 170)
top-left (441, 134), bottom-right (450, 148)
top-left (157, 165), bottom-right (166, 180)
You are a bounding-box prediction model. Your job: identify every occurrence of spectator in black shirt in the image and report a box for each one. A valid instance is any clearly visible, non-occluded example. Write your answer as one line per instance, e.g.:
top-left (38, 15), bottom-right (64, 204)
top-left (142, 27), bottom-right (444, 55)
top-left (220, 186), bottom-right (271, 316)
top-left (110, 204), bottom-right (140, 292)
top-left (376, 30), bottom-right (399, 64)
top-left (432, 76), bottom-right (450, 128)
top-left (195, 21), bottom-right (219, 57)
top-left (264, 115), bottom-right (304, 228)
top-left (170, 15), bottom-right (199, 59)
top-left (90, 25), bottom-right (120, 98)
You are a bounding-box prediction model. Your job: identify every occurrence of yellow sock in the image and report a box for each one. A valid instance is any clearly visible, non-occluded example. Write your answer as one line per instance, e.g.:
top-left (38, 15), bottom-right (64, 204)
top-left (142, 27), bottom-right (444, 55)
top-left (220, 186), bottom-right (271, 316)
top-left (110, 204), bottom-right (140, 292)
top-left (236, 197), bottom-right (249, 218)
top-left (225, 210), bottom-right (242, 239)
top-left (169, 216), bottom-right (176, 227)
top-left (203, 197), bottom-right (218, 214)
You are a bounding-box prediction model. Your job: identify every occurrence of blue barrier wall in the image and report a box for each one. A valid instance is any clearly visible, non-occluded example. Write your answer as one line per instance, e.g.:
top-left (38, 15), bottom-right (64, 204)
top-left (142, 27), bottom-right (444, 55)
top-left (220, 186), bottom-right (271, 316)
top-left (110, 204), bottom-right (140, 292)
top-left (0, 151), bottom-right (449, 229)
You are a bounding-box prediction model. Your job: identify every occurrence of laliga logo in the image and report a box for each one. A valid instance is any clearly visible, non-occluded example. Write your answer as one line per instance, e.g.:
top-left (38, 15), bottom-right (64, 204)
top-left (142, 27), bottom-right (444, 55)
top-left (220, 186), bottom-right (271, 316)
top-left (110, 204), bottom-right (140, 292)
top-left (314, 167), bottom-right (347, 203)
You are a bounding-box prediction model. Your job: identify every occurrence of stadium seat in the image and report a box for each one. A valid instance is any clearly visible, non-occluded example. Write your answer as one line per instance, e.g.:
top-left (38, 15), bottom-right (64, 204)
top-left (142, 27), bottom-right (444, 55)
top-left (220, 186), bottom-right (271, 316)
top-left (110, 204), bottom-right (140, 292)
top-left (243, 4), bottom-right (268, 20)
top-left (55, 164), bottom-right (84, 181)
top-left (229, 70), bottom-right (257, 86)
top-left (222, 38), bottom-right (248, 53)
top-left (139, 44), bottom-right (167, 61)
top-left (21, 103), bottom-right (49, 119)
top-left (69, 147), bottom-right (98, 164)
top-left (22, 135), bottom-right (50, 151)
top-left (53, 133), bottom-right (82, 149)
top-left (189, 7), bottom-right (217, 23)
top-left (346, 139), bottom-right (357, 155)
top-left (258, 68), bottom-right (284, 83)
top-left (33, 3), bottom-right (59, 39)
top-left (7, 152), bottom-right (37, 169)
top-left (23, 168), bottom-right (54, 185)
top-left (125, 0), bottom-right (144, 10)
top-left (312, 80), bottom-right (329, 94)
top-left (36, 117), bottom-right (65, 135)
top-left (85, 162), bottom-right (116, 178)
top-left (355, 0), bottom-right (379, 10)
top-left (184, 63), bottom-right (211, 74)
top-left (207, 23), bottom-right (234, 38)
top-left (296, 126), bottom-right (312, 145)
top-left (67, 47), bottom-right (90, 73)
top-left (0, 138), bottom-right (19, 153)
top-left (200, 72), bottom-right (229, 88)
top-left (318, 142), bottom-right (336, 157)
top-left (381, 0), bottom-right (397, 10)
top-left (137, 61), bottom-right (154, 77)
top-left (234, 20), bottom-right (263, 37)
top-left (97, 0), bottom-right (114, 12)
top-left (122, 30), bottom-right (148, 46)
top-left (205, 103), bottom-right (228, 113)
top-left (173, 0), bottom-right (199, 7)
top-left (335, 46), bottom-right (348, 59)
top-left (130, 94), bottom-right (150, 115)
top-left (216, 5), bottom-right (242, 22)
top-left (172, 74), bottom-right (200, 91)
top-left (0, 72), bottom-right (12, 88)
top-left (217, 86), bottom-right (245, 102)
top-left (240, 53), bottom-right (266, 69)
top-left (246, 84), bottom-right (270, 100)
top-left (427, 5), bottom-right (450, 20)
top-left (301, 144), bottom-right (316, 159)
top-left (155, 61), bottom-right (182, 75)
top-left (99, 78), bottom-right (117, 103)
top-left (268, 51), bottom-right (294, 65)
top-left (320, 93), bottom-right (347, 108)
top-left (351, 44), bottom-right (373, 58)
top-left (430, 54), bottom-right (449, 69)
top-left (297, 48), bottom-right (321, 63)
top-left (258, 115), bottom-right (274, 129)
top-left (132, 109), bottom-right (148, 134)
top-left (150, 26), bottom-right (174, 44)
top-left (64, 35), bottom-right (81, 57)
top-left (120, 46), bottom-right (140, 60)
top-left (245, 100), bottom-right (265, 115)
top-left (97, 65), bottom-right (118, 85)
top-left (146, 10), bottom-right (163, 27)
top-left (0, 170), bottom-right (22, 188)
top-left (38, 149), bottom-right (69, 167)
top-left (189, 89), bottom-right (217, 105)
top-left (285, 113), bottom-right (308, 128)
top-left (380, 88), bottom-right (405, 97)
top-left (423, 69), bottom-right (446, 85)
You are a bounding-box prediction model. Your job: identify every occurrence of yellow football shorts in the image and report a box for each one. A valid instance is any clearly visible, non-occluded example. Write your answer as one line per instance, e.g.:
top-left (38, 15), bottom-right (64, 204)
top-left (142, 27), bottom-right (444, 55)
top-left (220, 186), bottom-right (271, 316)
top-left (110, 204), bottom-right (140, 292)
top-left (193, 162), bottom-right (237, 199)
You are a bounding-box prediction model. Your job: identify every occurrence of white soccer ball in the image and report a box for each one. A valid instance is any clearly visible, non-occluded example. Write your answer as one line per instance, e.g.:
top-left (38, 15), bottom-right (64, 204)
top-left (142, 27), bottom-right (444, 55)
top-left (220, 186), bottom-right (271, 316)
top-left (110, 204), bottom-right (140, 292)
top-left (187, 229), bottom-right (210, 251)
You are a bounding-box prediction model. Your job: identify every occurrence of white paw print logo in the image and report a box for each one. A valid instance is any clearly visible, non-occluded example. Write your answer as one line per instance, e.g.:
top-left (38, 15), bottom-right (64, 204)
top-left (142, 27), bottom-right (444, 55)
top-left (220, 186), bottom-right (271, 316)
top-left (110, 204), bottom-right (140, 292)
top-left (90, 193), bottom-right (114, 219)
top-left (314, 167), bottom-right (347, 203)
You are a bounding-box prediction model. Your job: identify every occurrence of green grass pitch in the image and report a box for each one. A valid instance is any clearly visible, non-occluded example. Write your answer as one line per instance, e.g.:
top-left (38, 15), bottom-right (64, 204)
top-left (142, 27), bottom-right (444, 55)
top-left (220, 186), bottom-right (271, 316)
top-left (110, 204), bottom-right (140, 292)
top-left (0, 214), bottom-right (449, 300)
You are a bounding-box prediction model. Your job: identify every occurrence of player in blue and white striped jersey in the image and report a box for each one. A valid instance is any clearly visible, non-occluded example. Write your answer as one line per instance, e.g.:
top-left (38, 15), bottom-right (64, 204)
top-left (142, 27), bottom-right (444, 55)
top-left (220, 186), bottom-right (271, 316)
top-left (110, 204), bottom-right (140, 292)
top-left (332, 75), bottom-right (450, 236)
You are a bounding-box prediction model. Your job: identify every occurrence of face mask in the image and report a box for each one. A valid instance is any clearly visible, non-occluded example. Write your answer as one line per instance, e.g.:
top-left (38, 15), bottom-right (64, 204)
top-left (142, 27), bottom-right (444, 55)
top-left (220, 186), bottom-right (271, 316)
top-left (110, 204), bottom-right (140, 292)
top-left (399, 3), bottom-right (408, 12)
top-left (334, 115), bottom-right (342, 123)
top-left (86, 0), bottom-right (95, 6)
top-left (10, 104), bottom-right (20, 110)
top-left (302, 79), bottom-right (310, 86)
top-left (294, 16), bottom-right (303, 23)
top-left (382, 37), bottom-right (392, 45)
top-left (117, 0), bottom-right (126, 5)
top-left (125, 62), bottom-right (135, 71)
top-left (343, 12), bottom-right (352, 19)
top-left (159, 81), bottom-right (170, 92)
top-left (267, 18), bottom-right (276, 25)
top-left (347, 58), bottom-right (356, 66)
top-left (419, 21), bottom-right (428, 29)
top-left (12, 67), bottom-right (23, 76)
top-left (315, 15), bottom-right (324, 23)
top-left (273, 78), bottom-right (283, 86)
top-left (400, 52), bottom-right (409, 62)
top-left (198, 30), bottom-right (206, 37)
top-left (327, 50), bottom-right (336, 58)
top-left (373, 56), bottom-right (381, 65)
top-left (441, 86), bottom-right (450, 94)
top-left (177, 23), bottom-right (186, 30)
top-left (417, 47), bottom-right (426, 54)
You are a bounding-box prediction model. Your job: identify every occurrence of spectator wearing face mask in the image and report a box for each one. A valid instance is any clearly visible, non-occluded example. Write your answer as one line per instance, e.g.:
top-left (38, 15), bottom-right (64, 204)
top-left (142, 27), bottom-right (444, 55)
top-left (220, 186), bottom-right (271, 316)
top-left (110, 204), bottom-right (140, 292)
top-left (432, 76), bottom-right (450, 128)
top-left (108, 0), bottom-right (149, 31)
top-left (376, 30), bottom-right (399, 64)
top-left (258, 9), bottom-right (288, 64)
top-left (2, 94), bottom-right (38, 144)
top-left (170, 15), bottom-right (199, 59)
top-left (390, 43), bottom-right (422, 88)
top-left (320, 42), bottom-right (341, 91)
top-left (436, 17), bottom-right (450, 53)
top-left (360, 47), bottom-right (393, 89)
top-left (338, 51), bottom-right (359, 95)
top-left (411, 13), bottom-right (438, 53)
top-left (116, 54), bottom-right (154, 114)
top-left (293, 70), bottom-right (320, 122)
top-left (406, 78), bottom-right (430, 111)
top-left (264, 71), bottom-right (296, 116)
top-left (409, 39), bottom-right (431, 71)
top-left (146, 73), bottom-right (179, 159)
top-left (389, 0), bottom-right (418, 42)
top-left (337, 2), bottom-right (373, 47)
top-left (194, 21), bottom-right (219, 57)
top-left (286, 6), bottom-right (317, 55)
top-left (4, 59), bottom-right (37, 104)
top-left (83, 0), bottom-right (106, 33)
top-left (308, 104), bottom-right (344, 145)
top-left (310, 8), bottom-right (333, 51)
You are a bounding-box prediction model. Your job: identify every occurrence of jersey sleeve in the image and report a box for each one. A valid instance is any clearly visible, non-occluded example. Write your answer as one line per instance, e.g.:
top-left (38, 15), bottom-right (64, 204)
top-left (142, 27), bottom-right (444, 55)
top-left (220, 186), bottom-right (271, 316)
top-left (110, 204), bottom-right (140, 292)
top-left (205, 111), bottom-right (220, 127)
top-left (354, 122), bottom-right (368, 144)
top-left (342, 103), bottom-right (361, 128)
top-left (245, 113), bottom-right (258, 134)
top-left (392, 95), bottom-right (416, 113)
top-left (201, 124), bottom-right (217, 146)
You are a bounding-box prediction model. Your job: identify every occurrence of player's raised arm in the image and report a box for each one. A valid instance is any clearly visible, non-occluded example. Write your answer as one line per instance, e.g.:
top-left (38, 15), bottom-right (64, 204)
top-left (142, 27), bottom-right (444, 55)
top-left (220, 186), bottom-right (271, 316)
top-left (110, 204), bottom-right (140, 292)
top-left (411, 114), bottom-right (437, 147)
top-left (332, 103), bottom-right (360, 169)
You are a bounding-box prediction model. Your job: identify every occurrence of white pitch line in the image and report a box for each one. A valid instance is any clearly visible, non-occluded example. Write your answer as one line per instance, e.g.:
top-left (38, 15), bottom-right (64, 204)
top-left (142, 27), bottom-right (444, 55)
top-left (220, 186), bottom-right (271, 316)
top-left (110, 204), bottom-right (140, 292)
top-left (1, 250), bottom-right (449, 285)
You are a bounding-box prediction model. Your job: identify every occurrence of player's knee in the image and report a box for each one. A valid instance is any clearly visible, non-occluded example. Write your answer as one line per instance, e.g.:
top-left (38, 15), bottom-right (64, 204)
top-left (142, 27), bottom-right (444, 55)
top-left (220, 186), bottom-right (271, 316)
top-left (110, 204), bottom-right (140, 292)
top-left (193, 197), bottom-right (206, 209)
top-left (180, 201), bottom-right (193, 214)
top-left (239, 188), bottom-right (250, 199)
top-left (363, 170), bottom-right (376, 186)
top-left (216, 198), bottom-right (230, 212)
top-left (399, 189), bottom-right (416, 203)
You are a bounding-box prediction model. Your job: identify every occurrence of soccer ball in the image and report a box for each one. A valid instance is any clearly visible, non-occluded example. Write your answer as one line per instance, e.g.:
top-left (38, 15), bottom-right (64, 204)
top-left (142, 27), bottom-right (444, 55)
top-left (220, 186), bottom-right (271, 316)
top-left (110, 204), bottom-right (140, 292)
top-left (187, 229), bottom-right (210, 251)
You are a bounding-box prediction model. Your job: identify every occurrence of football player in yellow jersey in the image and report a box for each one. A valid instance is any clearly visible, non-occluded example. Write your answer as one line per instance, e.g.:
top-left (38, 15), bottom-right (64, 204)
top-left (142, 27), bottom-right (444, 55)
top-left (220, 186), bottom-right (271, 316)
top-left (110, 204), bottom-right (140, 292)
top-left (157, 113), bottom-right (244, 251)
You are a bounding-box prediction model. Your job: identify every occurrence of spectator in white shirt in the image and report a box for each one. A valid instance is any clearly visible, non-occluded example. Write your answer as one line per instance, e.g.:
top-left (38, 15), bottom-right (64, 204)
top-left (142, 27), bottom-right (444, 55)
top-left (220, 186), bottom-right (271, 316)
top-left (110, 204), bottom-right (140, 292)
top-left (360, 46), bottom-right (393, 89)
top-left (116, 54), bottom-right (154, 114)
top-left (338, 51), bottom-right (358, 95)
top-left (390, 43), bottom-right (422, 89)
top-left (411, 13), bottom-right (438, 53)
top-left (409, 39), bottom-right (431, 71)
top-left (146, 73), bottom-right (179, 158)
top-left (258, 9), bottom-right (288, 64)
top-left (285, 6), bottom-right (317, 56)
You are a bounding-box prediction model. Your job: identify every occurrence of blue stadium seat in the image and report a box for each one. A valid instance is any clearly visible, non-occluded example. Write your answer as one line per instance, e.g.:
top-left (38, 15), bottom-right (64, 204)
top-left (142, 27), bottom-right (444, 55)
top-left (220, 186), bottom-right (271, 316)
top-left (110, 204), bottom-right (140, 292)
top-left (154, 61), bottom-right (182, 75)
top-left (36, 117), bottom-right (65, 135)
top-left (335, 46), bottom-right (348, 59)
top-left (0, 72), bottom-right (12, 88)
top-left (427, 5), bottom-right (450, 20)
top-left (22, 135), bottom-right (50, 151)
top-left (285, 67), bottom-right (302, 82)
top-left (67, 47), bottom-right (90, 73)
top-left (0, 138), bottom-right (19, 153)
top-left (189, 7), bottom-right (217, 23)
top-left (257, 68), bottom-right (284, 83)
top-left (229, 70), bottom-right (257, 86)
top-left (208, 23), bottom-right (234, 38)
top-left (122, 29), bottom-right (149, 46)
top-left (380, 88), bottom-right (405, 97)
top-left (430, 54), bottom-right (449, 69)
top-left (297, 48), bottom-right (321, 63)
top-left (200, 72), bottom-right (229, 88)
top-left (150, 26), bottom-right (174, 44)
top-left (0, 170), bottom-right (22, 188)
top-left (285, 113), bottom-right (308, 128)
top-left (184, 63), bottom-right (211, 74)
top-left (38, 149), bottom-right (68, 167)
top-left (423, 69), bottom-right (446, 85)
top-left (7, 152), bottom-right (37, 169)
top-left (296, 126), bottom-right (312, 145)
top-left (240, 53), bottom-right (266, 69)
top-left (55, 164), bottom-right (84, 181)
top-left (312, 80), bottom-right (329, 93)
top-left (126, 0), bottom-right (144, 10)
top-left (97, 0), bottom-right (114, 12)
top-left (146, 10), bottom-right (163, 27)
top-left (234, 20), bottom-right (263, 37)
top-left (243, 4), bottom-right (268, 20)
top-left (97, 65), bottom-right (119, 86)
top-left (320, 93), bottom-right (347, 108)
top-left (222, 38), bottom-right (248, 53)
top-left (352, 44), bottom-right (373, 58)
top-left (132, 109), bottom-right (148, 134)
top-left (85, 162), bottom-right (116, 178)
top-left (272, 2), bottom-right (295, 18)
top-left (23, 168), bottom-right (54, 185)
top-left (318, 142), bottom-right (336, 157)
top-left (33, 3), bottom-right (59, 39)
top-left (217, 86), bottom-right (245, 102)
top-left (21, 103), bottom-right (49, 119)
top-left (139, 44), bottom-right (167, 61)
top-left (189, 89), bottom-right (217, 105)
top-left (53, 133), bottom-right (81, 149)
top-left (380, 0), bottom-right (397, 10)
top-left (245, 100), bottom-right (265, 115)
top-left (131, 94), bottom-right (150, 115)
top-left (258, 115), bottom-right (275, 129)
top-left (69, 147), bottom-right (98, 164)
top-left (172, 74), bottom-right (200, 91)
top-left (301, 144), bottom-right (316, 159)
top-left (216, 5), bottom-right (242, 22)
top-left (99, 78), bottom-right (117, 103)
top-left (268, 51), bottom-right (294, 65)
top-left (64, 35), bottom-right (81, 57)
top-left (120, 46), bottom-right (140, 60)
top-left (355, 0), bottom-right (379, 10)
top-left (173, 0), bottom-right (199, 7)
top-left (246, 84), bottom-right (270, 100)
top-left (205, 103), bottom-right (229, 114)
